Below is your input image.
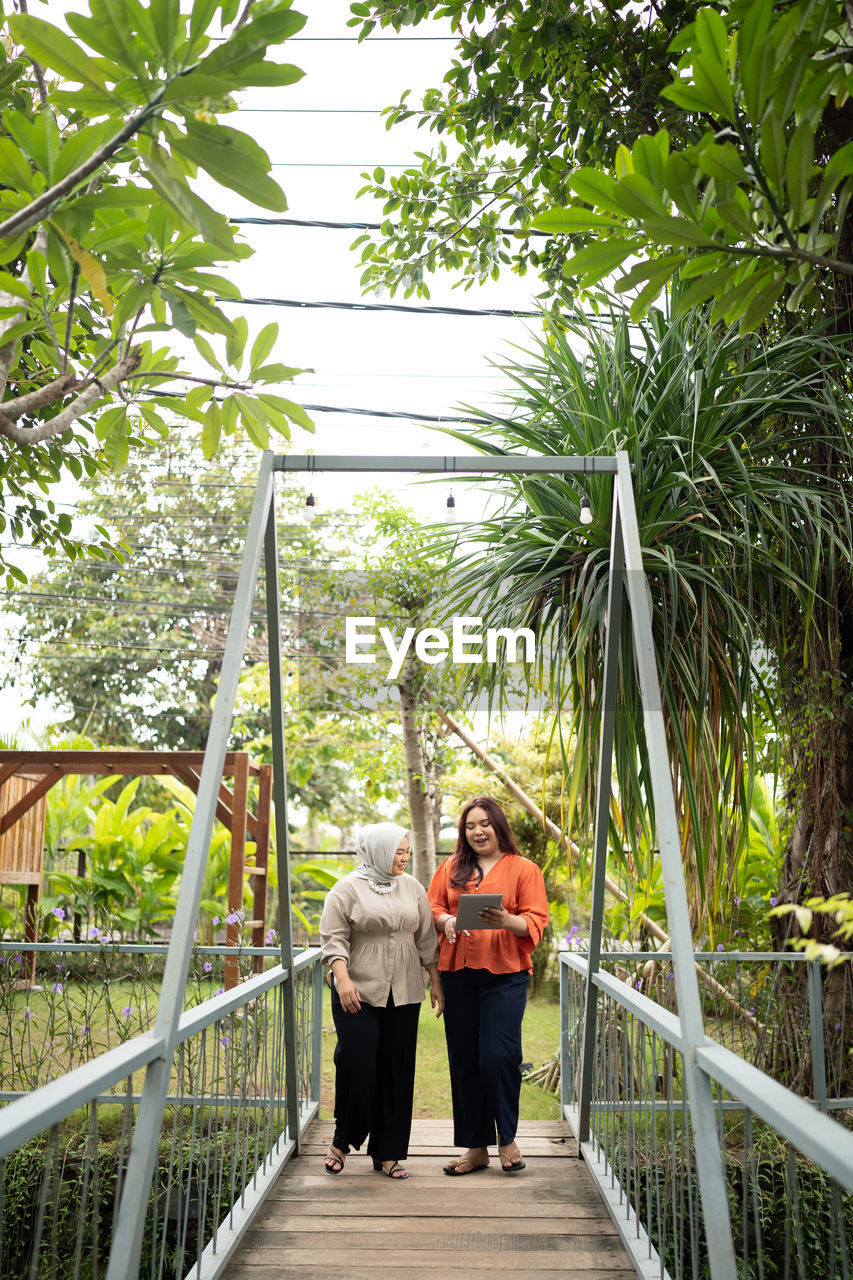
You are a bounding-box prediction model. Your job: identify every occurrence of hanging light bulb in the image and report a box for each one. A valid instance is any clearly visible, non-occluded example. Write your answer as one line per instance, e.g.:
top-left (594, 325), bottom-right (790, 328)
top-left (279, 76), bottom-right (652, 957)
top-left (303, 492), bottom-right (317, 523)
top-left (445, 489), bottom-right (456, 523)
top-left (579, 494), bottom-right (593, 526)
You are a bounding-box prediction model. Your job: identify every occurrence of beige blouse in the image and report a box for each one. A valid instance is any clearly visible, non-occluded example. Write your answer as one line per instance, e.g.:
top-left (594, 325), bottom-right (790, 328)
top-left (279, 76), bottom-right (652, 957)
top-left (319, 872), bottom-right (439, 1007)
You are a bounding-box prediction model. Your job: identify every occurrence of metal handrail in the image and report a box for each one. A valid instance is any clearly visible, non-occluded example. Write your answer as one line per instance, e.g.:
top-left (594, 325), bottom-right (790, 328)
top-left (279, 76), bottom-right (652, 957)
top-left (0, 1032), bottom-right (165, 1157)
top-left (561, 948), bottom-right (853, 1280)
top-left (562, 951), bottom-right (853, 1189)
top-left (0, 950), bottom-right (321, 1161)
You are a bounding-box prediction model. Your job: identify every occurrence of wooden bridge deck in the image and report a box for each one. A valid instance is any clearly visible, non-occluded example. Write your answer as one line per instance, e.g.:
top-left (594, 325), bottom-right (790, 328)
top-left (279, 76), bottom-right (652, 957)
top-left (227, 1118), bottom-right (639, 1280)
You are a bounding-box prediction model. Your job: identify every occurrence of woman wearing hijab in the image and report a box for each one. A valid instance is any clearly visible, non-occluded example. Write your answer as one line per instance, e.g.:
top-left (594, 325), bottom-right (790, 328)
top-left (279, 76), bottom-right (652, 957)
top-left (319, 822), bottom-right (443, 1179)
top-left (429, 797), bottom-right (549, 1176)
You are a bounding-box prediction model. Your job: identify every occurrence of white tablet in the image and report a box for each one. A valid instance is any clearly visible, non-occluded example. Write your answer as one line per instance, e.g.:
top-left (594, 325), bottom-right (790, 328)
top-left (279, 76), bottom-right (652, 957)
top-left (454, 893), bottom-right (503, 931)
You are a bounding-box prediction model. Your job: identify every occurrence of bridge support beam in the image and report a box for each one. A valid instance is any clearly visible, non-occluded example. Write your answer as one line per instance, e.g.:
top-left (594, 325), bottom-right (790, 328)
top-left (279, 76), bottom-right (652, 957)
top-left (105, 454), bottom-right (277, 1280)
top-left (578, 490), bottom-right (625, 1143)
top-left (264, 495), bottom-right (301, 1152)
top-left (614, 451), bottom-right (737, 1280)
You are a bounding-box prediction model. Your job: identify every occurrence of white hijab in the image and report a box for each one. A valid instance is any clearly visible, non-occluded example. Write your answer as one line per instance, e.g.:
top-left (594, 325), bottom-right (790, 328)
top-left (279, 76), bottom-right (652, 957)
top-left (352, 822), bottom-right (409, 893)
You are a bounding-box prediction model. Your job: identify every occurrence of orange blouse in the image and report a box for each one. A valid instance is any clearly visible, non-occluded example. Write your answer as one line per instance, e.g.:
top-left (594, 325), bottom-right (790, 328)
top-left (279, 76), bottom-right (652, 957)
top-left (428, 853), bottom-right (549, 975)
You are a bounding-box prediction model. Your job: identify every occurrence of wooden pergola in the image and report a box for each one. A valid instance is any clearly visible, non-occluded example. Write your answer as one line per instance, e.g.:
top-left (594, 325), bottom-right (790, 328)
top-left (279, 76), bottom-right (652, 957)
top-left (0, 750), bottom-right (271, 986)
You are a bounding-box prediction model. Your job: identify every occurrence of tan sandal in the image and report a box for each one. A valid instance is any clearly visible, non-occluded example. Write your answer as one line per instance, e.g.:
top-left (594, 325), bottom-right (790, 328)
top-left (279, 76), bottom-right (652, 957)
top-left (498, 1143), bottom-right (526, 1173)
top-left (443, 1155), bottom-right (489, 1176)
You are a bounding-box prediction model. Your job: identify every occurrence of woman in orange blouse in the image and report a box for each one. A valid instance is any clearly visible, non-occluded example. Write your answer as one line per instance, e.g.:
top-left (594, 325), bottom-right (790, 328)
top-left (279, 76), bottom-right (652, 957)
top-left (428, 796), bottom-right (549, 1176)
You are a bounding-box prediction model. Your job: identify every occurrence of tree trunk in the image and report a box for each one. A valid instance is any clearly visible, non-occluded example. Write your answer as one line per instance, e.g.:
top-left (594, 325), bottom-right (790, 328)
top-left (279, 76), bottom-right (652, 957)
top-left (398, 670), bottom-right (436, 886)
top-left (773, 579), bottom-right (853, 1094)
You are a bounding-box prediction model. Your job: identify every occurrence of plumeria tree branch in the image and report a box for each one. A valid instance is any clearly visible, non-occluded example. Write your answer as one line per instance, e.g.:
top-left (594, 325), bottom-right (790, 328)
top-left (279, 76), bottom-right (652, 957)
top-left (0, 350), bottom-right (141, 444)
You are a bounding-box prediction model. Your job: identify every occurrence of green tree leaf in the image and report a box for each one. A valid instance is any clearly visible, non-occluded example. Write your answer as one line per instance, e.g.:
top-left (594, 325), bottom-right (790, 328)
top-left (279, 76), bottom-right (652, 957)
top-left (785, 119), bottom-right (816, 226)
top-left (0, 136), bottom-right (35, 192)
top-left (532, 206), bottom-right (624, 234)
top-left (172, 122), bottom-right (286, 211)
top-left (234, 391), bottom-right (270, 448)
top-left (257, 393), bottom-right (313, 430)
top-left (250, 321), bottom-right (279, 374)
top-left (563, 239), bottom-right (640, 284)
top-left (201, 400), bottom-right (221, 459)
top-left (8, 14), bottom-right (110, 95)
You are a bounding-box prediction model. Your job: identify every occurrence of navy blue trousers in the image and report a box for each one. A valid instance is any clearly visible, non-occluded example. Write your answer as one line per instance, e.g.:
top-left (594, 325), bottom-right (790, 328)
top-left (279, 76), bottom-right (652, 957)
top-left (330, 987), bottom-right (420, 1163)
top-left (441, 967), bottom-right (529, 1148)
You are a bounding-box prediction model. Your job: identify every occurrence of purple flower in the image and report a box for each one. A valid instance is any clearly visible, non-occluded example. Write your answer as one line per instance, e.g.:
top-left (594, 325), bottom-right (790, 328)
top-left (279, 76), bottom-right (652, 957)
top-left (52, 907), bottom-right (65, 920)
top-left (733, 896), bottom-right (740, 906)
top-left (12, 954), bottom-right (21, 966)
top-left (717, 944), bottom-right (724, 952)
top-left (215, 987), bottom-right (224, 996)
top-left (122, 1006), bottom-right (132, 1018)
top-left (212, 916), bottom-right (220, 927)
top-left (193, 930), bottom-right (198, 941)
top-left (203, 961), bottom-right (212, 973)
top-left (89, 927), bottom-right (100, 939)
top-left (747, 1008), bottom-right (755, 1016)
top-left (24, 1008), bottom-right (32, 1019)
top-left (82, 1026), bottom-right (89, 1037)
top-left (0, 954), bottom-right (4, 964)
top-left (220, 1035), bottom-right (228, 1048)
top-left (836, 1022), bottom-right (842, 1031)
top-left (568, 925), bottom-right (580, 936)
top-left (225, 910), bottom-right (242, 926)
top-left (634, 979), bottom-right (643, 990)
top-left (666, 973), bottom-right (673, 981)
top-left (734, 930), bottom-right (741, 936)
top-left (265, 929), bottom-right (278, 946)
top-left (51, 983), bottom-right (63, 994)
top-left (769, 896), bottom-right (778, 906)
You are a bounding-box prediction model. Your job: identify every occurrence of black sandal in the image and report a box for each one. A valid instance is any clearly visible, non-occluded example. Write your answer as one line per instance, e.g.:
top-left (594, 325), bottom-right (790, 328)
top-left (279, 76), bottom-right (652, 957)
top-left (372, 1157), bottom-right (408, 1179)
top-left (324, 1145), bottom-right (346, 1174)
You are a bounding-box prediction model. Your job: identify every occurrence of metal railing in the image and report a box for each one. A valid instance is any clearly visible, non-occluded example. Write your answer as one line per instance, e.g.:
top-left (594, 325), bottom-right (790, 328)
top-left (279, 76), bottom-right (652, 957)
top-left (0, 941), bottom-right (287, 1096)
top-left (561, 950), bottom-right (853, 1280)
top-left (570, 950), bottom-right (853, 1111)
top-left (0, 946), bottom-right (323, 1280)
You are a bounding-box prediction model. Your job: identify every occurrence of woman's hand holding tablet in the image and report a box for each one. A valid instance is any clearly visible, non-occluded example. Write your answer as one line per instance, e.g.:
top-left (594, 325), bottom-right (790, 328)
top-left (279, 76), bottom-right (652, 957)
top-left (454, 893), bottom-right (504, 931)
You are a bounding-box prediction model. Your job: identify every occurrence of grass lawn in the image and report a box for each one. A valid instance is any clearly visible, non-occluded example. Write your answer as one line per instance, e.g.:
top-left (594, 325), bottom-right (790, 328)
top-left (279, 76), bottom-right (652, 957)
top-left (319, 985), bottom-right (561, 1121)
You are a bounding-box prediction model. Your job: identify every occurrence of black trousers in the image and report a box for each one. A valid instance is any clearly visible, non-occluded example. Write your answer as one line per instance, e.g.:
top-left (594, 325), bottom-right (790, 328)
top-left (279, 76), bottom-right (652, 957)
top-left (330, 987), bottom-right (421, 1162)
top-left (441, 967), bottom-right (529, 1149)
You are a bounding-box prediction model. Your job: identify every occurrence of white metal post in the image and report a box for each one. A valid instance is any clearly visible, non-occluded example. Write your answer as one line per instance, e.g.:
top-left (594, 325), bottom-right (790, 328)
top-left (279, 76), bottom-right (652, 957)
top-left (578, 489), bottom-right (625, 1142)
top-left (104, 455), bottom-right (276, 1280)
top-left (614, 451), bottom-right (737, 1280)
top-left (263, 494), bottom-right (301, 1150)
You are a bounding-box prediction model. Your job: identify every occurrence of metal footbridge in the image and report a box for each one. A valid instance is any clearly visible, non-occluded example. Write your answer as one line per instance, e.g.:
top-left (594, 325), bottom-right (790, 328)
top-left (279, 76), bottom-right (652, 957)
top-left (0, 452), bottom-right (851, 1280)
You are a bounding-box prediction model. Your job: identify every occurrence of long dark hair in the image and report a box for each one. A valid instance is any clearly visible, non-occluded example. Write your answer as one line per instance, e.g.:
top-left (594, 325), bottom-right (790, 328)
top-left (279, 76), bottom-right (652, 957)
top-left (449, 796), bottom-right (520, 888)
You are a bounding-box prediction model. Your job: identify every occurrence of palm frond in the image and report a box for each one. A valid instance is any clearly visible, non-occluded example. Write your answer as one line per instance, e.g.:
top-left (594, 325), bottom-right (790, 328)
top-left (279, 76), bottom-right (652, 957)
top-left (429, 304), bottom-right (853, 928)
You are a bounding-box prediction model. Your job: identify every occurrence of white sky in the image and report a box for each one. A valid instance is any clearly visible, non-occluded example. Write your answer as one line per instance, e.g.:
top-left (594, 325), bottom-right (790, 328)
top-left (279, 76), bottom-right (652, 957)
top-left (2, 0), bottom-right (549, 734)
top-left (227, 0), bottom-right (542, 510)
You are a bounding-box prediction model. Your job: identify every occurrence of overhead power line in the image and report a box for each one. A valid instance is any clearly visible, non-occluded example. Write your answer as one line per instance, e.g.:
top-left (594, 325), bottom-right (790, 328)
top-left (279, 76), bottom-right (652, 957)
top-left (240, 108), bottom-right (382, 113)
top-left (230, 216), bottom-right (549, 238)
top-left (301, 403), bottom-right (476, 423)
top-left (2, 590), bottom-right (268, 615)
top-left (288, 36), bottom-right (457, 40)
top-left (217, 296), bottom-right (541, 318)
top-left (8, 637), bottom-right (240, 657)
top-left (272, 162), bottom-right (411, 168)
